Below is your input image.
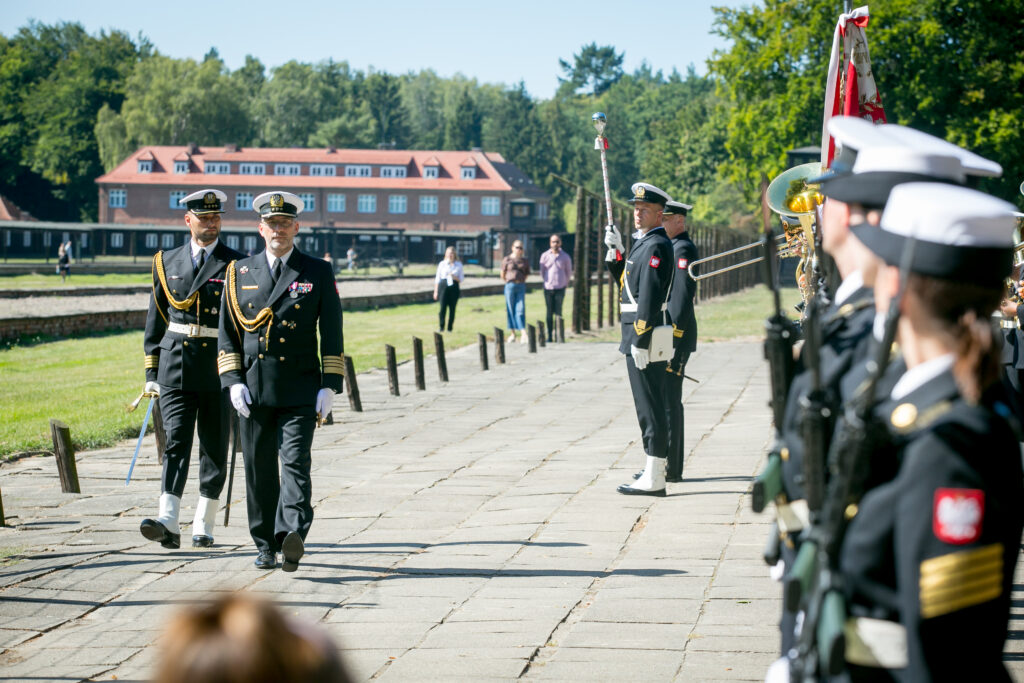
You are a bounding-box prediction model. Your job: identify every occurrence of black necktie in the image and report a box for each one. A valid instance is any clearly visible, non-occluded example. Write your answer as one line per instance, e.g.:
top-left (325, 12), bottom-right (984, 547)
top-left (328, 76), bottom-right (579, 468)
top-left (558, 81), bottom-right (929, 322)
top-left (272, 259), bottom-right (282, 283)
top-left (194, 249), bottom-right (205, 276)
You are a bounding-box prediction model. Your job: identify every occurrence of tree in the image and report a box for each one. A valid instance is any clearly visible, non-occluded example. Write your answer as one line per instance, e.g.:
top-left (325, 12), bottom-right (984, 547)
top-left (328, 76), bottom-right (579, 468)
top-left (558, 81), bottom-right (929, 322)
top-left (364, 71), bottom-right (409, 147)
top-left (558, 43), bottom-right (625, 96)
top-left (256, 60), bottom-right (354, 147)
top-left (443, 88), bottom-right (481, 150)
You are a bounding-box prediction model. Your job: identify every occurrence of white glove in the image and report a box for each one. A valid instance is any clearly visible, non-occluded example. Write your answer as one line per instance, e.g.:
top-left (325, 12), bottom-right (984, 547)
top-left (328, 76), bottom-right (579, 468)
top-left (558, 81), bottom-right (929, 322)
top-left (630, 344), bottom-right (649, 371)
top-left (143, 381), bottom-right (161, 396)
top-left (229, 383), bottom-right (252, 418)
top-left (604, 224), bottom-right (624, 253)
top-left (315, 388), bottom-right (335, 420)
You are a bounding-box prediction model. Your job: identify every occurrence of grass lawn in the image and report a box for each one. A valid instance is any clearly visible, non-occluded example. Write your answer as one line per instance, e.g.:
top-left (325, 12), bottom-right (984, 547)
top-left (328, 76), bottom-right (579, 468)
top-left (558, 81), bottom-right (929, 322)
top-left (0, 284), bottom-right (802, 458)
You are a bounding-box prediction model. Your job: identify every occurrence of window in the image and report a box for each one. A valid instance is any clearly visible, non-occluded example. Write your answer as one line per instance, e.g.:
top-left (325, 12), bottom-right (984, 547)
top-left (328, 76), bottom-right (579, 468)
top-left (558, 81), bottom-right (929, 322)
top-left (275, 163), bottom-right (300, 176)
top-left (457, 241), bottom-right (476, 256)
top-left (226, 235), bottom-right (240, 250)
top-left (435, 241), bottom-right (445, 255)
top-left (244, 236), bottom-right (258, 252)
top-left (512, 204), bottom-right (530, 218)
top-left (169, 191), bottom-right (187, 209)
top-left (461, 167), bottom-right (476, 180)
top-left (537, 203), bottom-right (549, 219)
top-left (62, 231), bottom-right (70, 243)
top-left (22, 231), bottom-right (31, 247)
top-left (419, 195), bottom-right (438, 214)
top-left (162, 234), bottom-right (175, 248)
top-left (109, 189), bottom-right (126, 208)
top-left (174, 161), bottom-right (190, 174)
top-left (81, 233), bottom-right (88, 248)
top-left (239, 163), bottom-right (265, 175)
top-left (424, 166), bottom-right (439, 179)
top-left (450, 196), bottom-right (469, 215)
top-left (111, 232), bottom-right (124, 248)
top-left (43, 232), bottom-right (52, 247)
top-left (381, 166), bottom-right (407, 178)
top-left (481, 196), bottom-right (500, 216)
top-left (310, 164), bottom-right (336, 177)
top-left (327, 194), bottom-right (346, 212)
top-left (145, 233), bottom-right (157, 248)
top-left (138, 160), bottom-right (153, 173)
top-left (205, 162), bottom-right (230, 174)
top-left (357, 194), bottom-right (376, 213)
top-left (345, 165), bottom-right (371, 177)
top-left (299, 193), bottom-right (315, 211)
top-left (4, 230), bottom-right (10, 247)
top-left (358, 235), bottom-right (372, 242)
top-left (235, 192), bottom-right (252, 211)
top-left (388, 195), bottom-right (407, 214)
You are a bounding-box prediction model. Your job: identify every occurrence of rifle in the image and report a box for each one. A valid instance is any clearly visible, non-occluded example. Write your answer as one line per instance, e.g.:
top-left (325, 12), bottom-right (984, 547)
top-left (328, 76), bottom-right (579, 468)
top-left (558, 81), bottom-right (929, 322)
top-left (790, 237), bottom-right (916, 681)
top-left (753, 176), bottom-right (799, 514)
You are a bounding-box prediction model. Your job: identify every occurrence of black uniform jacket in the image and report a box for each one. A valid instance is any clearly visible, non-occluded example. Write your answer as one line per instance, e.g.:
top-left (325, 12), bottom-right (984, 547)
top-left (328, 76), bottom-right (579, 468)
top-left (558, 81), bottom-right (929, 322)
top-left (666, 232), bottom-right (698, 360)
top-left (606, 227), bottom-right (673, 354)
top-left (840, 369), bottom-right (1023, 681)
top-left (998, 304), bottom-right (1024, 369)
top-left (217, 248), bottom-right (344, 407)
top-left (779, 286), bottom-right (876, 501)
top-left (144, 240), bottom-right (243, 391)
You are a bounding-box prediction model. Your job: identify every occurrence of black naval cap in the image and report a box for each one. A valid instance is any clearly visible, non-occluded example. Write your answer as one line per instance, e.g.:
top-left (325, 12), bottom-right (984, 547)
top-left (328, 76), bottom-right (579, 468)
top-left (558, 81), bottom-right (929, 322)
top-left (181, 189), bottom-right (226, 215)
top-left (252, 191), bottom-right (305, 219)
top-left (628, 182), bottom-right (670, 207)
top-left (663, 200), bottom-right (692, 216)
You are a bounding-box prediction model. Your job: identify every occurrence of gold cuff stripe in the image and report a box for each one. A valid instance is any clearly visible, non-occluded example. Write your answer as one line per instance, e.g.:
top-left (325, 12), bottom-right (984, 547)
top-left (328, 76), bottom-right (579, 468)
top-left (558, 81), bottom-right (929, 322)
top-left (919, 544), bottom-right (1004, 619)
top-left (323, 355), bottom-right (345, 374)
top-left (144, 354), bottom-right (159, 369)
top-left (921, 583), bottom-right (1002, 619)
top-left (217, 353), bottom-right (242, 375)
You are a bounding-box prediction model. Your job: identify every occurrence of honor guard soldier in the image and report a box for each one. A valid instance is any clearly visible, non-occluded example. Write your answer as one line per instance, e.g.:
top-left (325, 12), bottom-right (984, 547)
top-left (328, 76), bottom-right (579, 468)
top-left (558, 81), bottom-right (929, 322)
top-left (140, 189), bottom-right (243, 549)
top-left (217, 191), bottom-right (344, 572)
top-left (604, 182), bottom-right (674, 496)
top-left (661, 199), bottom-right (698, 483)
top-left (838, 183), bottom-right (1023, 680)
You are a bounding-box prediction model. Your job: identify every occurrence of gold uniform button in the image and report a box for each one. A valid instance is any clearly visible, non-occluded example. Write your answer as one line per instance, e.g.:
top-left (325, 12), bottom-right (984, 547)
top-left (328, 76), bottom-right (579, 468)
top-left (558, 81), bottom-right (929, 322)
top-left (259, 336), bottom-right (264, 343)
top-left (279, 356), bottom-right (285, 362)
top-left (279, 337), bottom-right (285, 343)
top-left (183, 341), bottom-right (189, 347)
top-left (891, 403), bottom-right (918, 429)
top-left (214, 290), bottom-right (221, 296)
top-left (202, 342), bottom-right (208, 348)
top-left (294, 304), bottom-right (300, 309)
top-left (258, 353), bottom-right (264, 359)
top-left (203, 308), bottom-right (209, 313)
top-left (248, 303), bottom-right (254, 309)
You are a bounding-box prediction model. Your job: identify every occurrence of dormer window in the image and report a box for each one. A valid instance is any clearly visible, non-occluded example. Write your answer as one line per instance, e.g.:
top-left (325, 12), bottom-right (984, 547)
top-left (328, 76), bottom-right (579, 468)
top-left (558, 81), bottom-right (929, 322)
top-left (174, 161), bottom-right (190, 174)
top-left (381, 166), bottom-right (407, 178)
top-left (345, 165), bottom-right (371, 177)
top-left (424, 166), bottom-right (439, 179)
top-left (460, 167), bottom-right (476, 180)
top-left (138, 160), bottom-right (153, 173)
top-left (275, 163), bottom-right (300, 176)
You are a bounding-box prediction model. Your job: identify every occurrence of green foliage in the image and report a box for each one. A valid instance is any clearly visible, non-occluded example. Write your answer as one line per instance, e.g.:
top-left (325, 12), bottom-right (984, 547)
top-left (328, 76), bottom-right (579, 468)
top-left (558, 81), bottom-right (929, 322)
top-left (364, 71), bottom-right (410, 147)
top-left (558, 43), bottom-right (625, 96)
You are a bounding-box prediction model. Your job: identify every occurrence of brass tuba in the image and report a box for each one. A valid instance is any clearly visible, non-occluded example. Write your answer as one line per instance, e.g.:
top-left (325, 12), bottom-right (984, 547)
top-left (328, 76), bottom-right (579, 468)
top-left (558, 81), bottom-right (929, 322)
top-left (766, 162), bottom-right (825, 306)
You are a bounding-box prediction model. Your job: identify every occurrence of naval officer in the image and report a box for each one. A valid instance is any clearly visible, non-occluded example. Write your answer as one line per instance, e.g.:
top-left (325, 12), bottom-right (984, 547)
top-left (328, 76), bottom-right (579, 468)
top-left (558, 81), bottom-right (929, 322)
top-left (217, 191), bottom-right (344, 571)
top-left (140, 189), bottom-right (243, 549)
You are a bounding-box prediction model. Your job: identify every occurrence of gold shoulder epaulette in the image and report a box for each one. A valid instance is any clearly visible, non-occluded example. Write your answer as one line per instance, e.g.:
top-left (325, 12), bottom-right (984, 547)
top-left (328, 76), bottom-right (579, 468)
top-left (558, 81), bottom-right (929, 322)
top-left (920, 543), bottom-right (1003, 619)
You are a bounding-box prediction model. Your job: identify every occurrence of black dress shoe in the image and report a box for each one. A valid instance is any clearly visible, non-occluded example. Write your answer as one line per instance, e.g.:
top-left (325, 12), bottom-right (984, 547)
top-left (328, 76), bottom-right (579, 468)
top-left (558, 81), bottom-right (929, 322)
top-left (666, 474), bottom-right (684, 483)
top-left (192, 535), bottom-right (214, 548)
top-left (254, 550), bottom-right (277, 569)
top-left (140, 519), bottom-right (180, 549)
top-left (616, 483), bottom-right (667, 497)
top-left (281, 531), bottom-right (304, 573)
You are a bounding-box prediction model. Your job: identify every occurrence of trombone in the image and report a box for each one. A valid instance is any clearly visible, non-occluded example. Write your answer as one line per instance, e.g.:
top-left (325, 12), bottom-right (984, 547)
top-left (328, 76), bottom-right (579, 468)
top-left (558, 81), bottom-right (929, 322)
top-left (689, 233), bottom-right (804, 282)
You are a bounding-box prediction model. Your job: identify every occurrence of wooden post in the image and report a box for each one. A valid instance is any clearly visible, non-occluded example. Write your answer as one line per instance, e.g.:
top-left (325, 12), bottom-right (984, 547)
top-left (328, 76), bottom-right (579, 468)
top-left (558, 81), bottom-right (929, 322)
top-left (494, 327), bottom-right (506, 364)
top-left (433, 331), bottom-right (449, 382)
top-left (343, 354), bottom-right (363, 412)
top-left (527, 324), bottom-right (537, 353)
top-left (537, 320), bottom-right (546, 347)
top-left (385, 344), bottom-right (400, 396)
top-left (49, 419), bottom-right (80, 494)
top-left (478, 333), bottom-right (489, 371)
top-left (557, 315), bottom-right (566, 343)
top-left (412, 336), bottom-right (425, 391)
top-left (0, 487), bottom-right (5, 526)
top-left (572, 187), bottom-right (585, 334)
top-left (152, 400), bottom-right (167, 465)
top-left (582, 196), bottom-right (592, 332)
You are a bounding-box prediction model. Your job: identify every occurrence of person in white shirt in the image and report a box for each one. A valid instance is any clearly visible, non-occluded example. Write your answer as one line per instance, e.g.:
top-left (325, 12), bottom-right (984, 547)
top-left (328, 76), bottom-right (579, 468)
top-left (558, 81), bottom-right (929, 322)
top-left (433, 246), bottom-right (464, 332)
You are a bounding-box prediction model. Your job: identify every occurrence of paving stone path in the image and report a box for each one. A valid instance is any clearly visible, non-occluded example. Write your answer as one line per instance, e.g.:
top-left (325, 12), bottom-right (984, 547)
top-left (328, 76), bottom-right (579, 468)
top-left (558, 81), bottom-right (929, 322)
top-left (0, 339), bottom-right (1020, 682)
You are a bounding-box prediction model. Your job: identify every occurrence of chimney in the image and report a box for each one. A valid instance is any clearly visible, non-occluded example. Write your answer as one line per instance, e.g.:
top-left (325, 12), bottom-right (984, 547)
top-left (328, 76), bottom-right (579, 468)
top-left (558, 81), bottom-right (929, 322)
top-left (326, 146), bottom-right (337, 154)
top-left (225, 143), bottom-right (240, 153)
top-left (471, 147), bottom-right (483, 153)
top-left (187, 142), bottom-right (199, 155)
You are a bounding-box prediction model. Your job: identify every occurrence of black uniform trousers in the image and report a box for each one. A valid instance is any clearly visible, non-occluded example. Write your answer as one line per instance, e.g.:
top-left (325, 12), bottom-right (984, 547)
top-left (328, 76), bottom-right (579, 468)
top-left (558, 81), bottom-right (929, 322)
top-left (158, 386), bottom-right (230, 499)
top-left (664, 352), bottom-right (691, 478)
top-left (626, 355), bottom-right (669, 459)
top-left (544, 288), bottom-right (566, 341)
top-left (438, 281), bottom-right (460, 331)
top-left (241, 404), bottom-right (316, 554)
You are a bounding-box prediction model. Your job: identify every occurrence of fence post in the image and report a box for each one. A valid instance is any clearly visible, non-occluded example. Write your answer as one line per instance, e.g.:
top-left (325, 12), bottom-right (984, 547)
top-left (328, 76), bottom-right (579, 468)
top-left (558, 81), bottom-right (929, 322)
top-left (385, 344), bottom-right (400, 396)
top-left (412, 336), bottom-right (425, 391)
top-left (0, 487), bottom-right (4, 526)
top-left (49, 419), bottom-right (80, 494)
top-left (494, 327), bottom-right (506, 364)
top-left (433, 332), bottom-right (449, 382)
top-left (478, 333), bottom-right (489, 371)
top-left (557, 315), bottom-right (566, 343)
top-left (527, 324), bottom-right (537, 353)
top-left (343, 354), bottom-right (363, 412)
top-left (537, 320), bottom-right (546, 347)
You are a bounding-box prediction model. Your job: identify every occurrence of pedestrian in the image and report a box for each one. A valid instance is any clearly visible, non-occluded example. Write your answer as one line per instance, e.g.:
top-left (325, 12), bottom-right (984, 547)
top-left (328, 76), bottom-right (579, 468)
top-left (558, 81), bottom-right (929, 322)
top-left (661, 200), bottom-right (697, 483)
top-left (539, 234), bottom-right (572, 342)
top-left (217, 191), bottom-right (344, 572)
top-left (837, 182), bottom-right (1023, 680)
top-left (57, 240), bottom-right (71, 282)
top-left (433, 245), bottom-right (464, 332)
top-left (154, 594), bottom-right (351, 683)
top-left (604, 182), bottom-right (674, 496)
top-left (501, 240), bottom-right (530, 343)
top-left (140, 189), bottom-right (243, 550)
top-left (346, 245), bottom-right (357, 273)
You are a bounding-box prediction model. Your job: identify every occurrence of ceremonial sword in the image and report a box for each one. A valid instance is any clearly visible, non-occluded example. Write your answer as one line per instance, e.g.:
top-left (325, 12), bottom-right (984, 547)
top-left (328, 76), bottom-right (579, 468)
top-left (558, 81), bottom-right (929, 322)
top-left (125, 391), bottom-right (158, 486)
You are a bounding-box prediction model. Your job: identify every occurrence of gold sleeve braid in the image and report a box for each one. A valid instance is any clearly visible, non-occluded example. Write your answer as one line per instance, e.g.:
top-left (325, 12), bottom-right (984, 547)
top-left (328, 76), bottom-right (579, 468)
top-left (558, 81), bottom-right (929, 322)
top-left (144, 354), bottom-right (159, 369)
top-left (225, 261), bottom-right (274, 351)
top-left (154, 251), bottom-right (200, 315)
top-left (919, 543), bottom-right (1003, 619)
top-left (322, 355), bottom-right (345, 375)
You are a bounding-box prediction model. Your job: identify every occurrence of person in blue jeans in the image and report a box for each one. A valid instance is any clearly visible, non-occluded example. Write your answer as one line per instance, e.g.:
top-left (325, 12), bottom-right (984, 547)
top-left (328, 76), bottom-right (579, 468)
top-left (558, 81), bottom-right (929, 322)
top-left (501, 240), bottom-right (530, 343)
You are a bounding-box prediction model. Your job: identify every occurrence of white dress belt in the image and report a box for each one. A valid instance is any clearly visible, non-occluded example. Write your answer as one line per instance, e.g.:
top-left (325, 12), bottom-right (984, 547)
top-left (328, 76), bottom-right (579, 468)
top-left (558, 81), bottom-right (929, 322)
top-left (168, 322), bottom-right (218, 338)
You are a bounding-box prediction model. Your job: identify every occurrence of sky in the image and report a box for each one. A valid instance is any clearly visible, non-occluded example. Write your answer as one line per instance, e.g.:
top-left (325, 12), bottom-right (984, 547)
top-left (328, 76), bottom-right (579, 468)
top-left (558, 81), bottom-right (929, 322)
top-left (0, 0), bottom-right (756, 99)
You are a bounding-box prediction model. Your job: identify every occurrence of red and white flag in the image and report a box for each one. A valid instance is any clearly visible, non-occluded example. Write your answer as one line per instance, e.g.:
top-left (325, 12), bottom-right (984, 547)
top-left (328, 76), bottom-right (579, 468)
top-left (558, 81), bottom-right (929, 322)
top-left (821, 6), bottom-right (887, 168)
